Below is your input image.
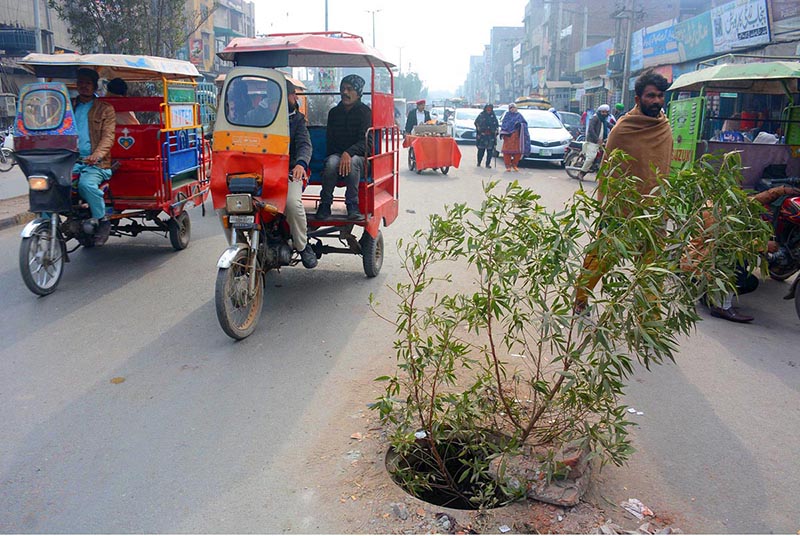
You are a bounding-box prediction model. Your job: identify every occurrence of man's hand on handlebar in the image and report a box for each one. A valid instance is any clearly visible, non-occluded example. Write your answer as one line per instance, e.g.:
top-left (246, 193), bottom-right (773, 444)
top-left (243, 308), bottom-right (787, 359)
top-left (290, 164), bottom-right (307, 182)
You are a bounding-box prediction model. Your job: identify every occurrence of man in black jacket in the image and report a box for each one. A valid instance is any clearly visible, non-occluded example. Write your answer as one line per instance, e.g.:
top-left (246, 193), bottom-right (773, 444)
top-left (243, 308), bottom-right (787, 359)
top-left (316, 74), bottom-right (371, 222)
top-left (405, 99), bottom-right (430, 134)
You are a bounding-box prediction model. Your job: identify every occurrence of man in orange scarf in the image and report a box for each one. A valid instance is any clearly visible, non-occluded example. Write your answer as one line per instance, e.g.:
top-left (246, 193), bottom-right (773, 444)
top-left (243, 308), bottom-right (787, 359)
top-left (574, 71), bottom-right (672, 313)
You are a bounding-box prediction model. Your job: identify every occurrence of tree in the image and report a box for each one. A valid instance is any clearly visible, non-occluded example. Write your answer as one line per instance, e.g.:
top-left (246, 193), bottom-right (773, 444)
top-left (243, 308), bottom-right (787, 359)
top-left (395, 72), bottom-right (426, 101)
top-left (48, 0), bottom-right (217, 57)
top-left (372, 151), bottom-right (770, 508)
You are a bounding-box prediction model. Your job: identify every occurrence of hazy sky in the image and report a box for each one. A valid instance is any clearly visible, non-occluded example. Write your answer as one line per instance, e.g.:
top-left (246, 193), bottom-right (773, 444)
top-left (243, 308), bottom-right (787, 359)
top-left (254, 0), bottom-right (529, 95)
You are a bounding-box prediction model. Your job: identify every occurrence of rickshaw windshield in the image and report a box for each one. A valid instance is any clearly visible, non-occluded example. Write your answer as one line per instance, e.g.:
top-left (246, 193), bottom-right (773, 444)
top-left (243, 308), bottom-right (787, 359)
top-left (225, 75), bottom-right (282, 128)
top-left (22, 88), bottom-right (68, 131)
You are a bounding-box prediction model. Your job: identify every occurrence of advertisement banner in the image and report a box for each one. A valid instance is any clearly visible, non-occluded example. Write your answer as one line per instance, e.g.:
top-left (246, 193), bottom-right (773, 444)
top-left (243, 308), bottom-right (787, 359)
top-left (668, 96), bottom-right (705, 170)
top-left (575, 38), bottom-right (614, 72)
top-left (189, 38), bottom-right (203, 66)
top-left (641, 19), bottom-right (679, 68)
top-left (711, 0), bottom-right (770, 53)
top-left (673, 11), bottom-right (715, 62)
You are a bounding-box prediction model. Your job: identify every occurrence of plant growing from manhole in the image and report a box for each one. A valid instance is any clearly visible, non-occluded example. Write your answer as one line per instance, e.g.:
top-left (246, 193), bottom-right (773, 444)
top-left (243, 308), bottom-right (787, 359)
top-left (371, 151), bottom-right (769, 509)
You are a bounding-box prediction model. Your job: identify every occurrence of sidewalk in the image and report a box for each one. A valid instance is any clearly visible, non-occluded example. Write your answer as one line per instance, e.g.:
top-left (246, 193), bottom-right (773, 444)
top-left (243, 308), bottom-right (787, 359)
top-left (0, 194), bottom-right (33, 231)
top-left (0, 166), bottom-right (31, 231)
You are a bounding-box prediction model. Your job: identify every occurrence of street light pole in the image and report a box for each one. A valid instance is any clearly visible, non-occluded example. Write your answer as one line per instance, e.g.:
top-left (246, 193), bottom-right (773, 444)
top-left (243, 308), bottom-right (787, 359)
top-left (365, 9), bottom-right (381, 48)
top-left (325, 0), bottom-right (328, 31)
top-left (621, 0), bottom-right (636, 110)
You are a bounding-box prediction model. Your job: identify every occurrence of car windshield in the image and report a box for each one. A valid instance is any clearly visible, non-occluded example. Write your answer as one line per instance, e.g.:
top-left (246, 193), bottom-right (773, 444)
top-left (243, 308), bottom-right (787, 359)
top-left (455, 108), bottom-right (481, 121)
top-left (520, 109), bottom-right (563, 128)
top-left (559, 112), bottom-right (580, 128)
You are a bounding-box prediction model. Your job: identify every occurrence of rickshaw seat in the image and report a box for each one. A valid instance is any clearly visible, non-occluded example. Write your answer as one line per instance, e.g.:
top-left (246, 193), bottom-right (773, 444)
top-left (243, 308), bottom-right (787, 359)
top-left (306, 126), bottom-right (371, 186)
top-left (110, 124), bottom-right (162, 159)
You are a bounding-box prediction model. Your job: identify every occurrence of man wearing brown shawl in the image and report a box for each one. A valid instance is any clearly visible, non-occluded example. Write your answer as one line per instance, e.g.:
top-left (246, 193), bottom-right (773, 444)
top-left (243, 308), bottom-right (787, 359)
top-left (574, 72), bottom-right (672, 313)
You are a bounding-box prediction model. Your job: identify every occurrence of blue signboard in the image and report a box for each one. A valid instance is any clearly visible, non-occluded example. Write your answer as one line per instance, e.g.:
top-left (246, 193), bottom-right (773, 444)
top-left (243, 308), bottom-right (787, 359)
top-left (575, 38), bottom-right (614, 72)
top-left (641, 19), bottom-right (679, 68)
top-left (673, 11), bottom-right (714, 62)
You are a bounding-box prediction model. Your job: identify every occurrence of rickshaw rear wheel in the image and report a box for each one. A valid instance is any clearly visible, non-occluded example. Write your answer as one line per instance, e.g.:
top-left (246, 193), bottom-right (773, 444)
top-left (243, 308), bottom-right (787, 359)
top-left (360, 230), bottom-right (384, 278)
top-left (408, 147), bottom-right (417, 172)
top-left (215, 248), bottom-right (263, 340)
top-left (19, 221), bottom-right (65, 296)
top-left (168, 212), bottom-right (191, 251)
top-left (795, 283), bottom-right (800, 320)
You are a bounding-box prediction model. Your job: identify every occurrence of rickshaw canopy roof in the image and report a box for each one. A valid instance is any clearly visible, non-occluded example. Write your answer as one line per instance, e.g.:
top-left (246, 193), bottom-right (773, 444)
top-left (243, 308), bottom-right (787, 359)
top-left (218, 32), bottom-right (395, 69)
top-left (18, 53), bottom-right (201, 81)
top-left (669, 61), bottom-right (800, 94)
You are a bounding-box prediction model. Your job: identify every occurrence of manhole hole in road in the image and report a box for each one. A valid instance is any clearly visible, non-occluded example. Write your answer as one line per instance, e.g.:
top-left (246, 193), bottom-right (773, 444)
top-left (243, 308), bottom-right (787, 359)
top-left (385, 438), bottom-right (511, 510)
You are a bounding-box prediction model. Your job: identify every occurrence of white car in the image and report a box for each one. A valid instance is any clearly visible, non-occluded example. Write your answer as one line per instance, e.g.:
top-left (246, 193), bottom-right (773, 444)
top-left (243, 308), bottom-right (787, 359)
top-left (451, 107), bottom-right (482, 142)
top-left (496, 108), bottom-right (573, 166)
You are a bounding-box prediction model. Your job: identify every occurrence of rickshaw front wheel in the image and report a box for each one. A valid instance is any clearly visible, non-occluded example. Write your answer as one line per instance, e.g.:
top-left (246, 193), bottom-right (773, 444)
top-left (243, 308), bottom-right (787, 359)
top-left (19, 221), bottom-right (65, 296)
top-left (168, 212), bottom-right (191, 251)
top-left (215, 248), bottom-right (263, 340)
top-left (360, 230), bottom-right (384, 278)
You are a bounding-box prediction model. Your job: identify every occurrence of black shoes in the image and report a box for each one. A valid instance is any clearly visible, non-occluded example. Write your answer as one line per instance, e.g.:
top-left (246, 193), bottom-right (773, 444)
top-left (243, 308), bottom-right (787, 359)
top-left (299, 244), bottom-right (318, 269)
top-left (708, 305), bottom-right (754, 323)
top-left (315, 204), bottom-right (364, 222)
top-left (315, 204), bottom-right (331, 220)
top-left (347, 208), bottom-right (365, 222)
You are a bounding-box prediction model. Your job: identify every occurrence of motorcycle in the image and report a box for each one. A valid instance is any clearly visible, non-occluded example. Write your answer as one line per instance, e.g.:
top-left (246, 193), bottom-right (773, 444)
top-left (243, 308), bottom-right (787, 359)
top-left (564, 139), bottom-right (602, 181)
top-left (756, 177), bottom-right (800, 319)
top-left (0, 126), bottom-right (16, 172)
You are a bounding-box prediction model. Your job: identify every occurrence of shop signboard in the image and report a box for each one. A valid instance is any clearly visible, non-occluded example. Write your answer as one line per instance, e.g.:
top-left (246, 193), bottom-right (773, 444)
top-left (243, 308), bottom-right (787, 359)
top-left (673, 11), bottom-right (714, 62)
top-left (630, 29), bottom-right (643, 72)
top-left (641, 19), bottom-right (679, 68)
top-left (770, 0), bottom-right (800, 39)
top-left (575, 38), bottom-right (614, 72)
top-left (711, 0), bottom-right (770, 53)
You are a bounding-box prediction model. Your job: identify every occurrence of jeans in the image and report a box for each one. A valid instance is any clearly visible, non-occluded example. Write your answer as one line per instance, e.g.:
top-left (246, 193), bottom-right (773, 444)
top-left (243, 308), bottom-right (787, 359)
top-left (320, 154), bottom-right (364, 210)
top-left (74, 162), bottom-right (112, 219)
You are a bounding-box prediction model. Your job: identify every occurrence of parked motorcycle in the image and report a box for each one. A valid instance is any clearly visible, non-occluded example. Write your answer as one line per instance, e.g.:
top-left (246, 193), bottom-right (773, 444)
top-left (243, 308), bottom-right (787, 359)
top-left (756, 177), bottom-right (800, 319)
top-left (564, 139), bottom-right (602, 181)
top-left (0, 126), bottom-right (16, 172)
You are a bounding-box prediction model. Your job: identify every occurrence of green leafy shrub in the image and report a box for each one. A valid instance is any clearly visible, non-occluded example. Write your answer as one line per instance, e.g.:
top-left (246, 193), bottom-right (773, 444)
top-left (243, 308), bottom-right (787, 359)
top-left (372, 150), bottom-right (770, 508)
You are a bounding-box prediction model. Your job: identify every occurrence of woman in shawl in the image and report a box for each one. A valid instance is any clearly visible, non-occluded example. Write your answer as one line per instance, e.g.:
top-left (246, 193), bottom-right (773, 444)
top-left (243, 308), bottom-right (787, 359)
top-left (474, 103), bottom-right (499, 168)
top-left (499, 103), bottom-right (531, 171)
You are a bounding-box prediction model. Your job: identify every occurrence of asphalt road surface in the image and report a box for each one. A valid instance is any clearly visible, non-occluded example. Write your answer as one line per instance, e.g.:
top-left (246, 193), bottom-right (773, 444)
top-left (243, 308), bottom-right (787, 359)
top-left (0, 145), bottom-right (798, 532)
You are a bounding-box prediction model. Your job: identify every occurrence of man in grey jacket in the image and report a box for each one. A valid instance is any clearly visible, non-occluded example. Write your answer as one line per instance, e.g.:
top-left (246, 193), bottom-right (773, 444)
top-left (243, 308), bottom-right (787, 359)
top-left (577, 104), bottom-right (611, 180)
top-left (286, 81), bottom-right (317, 269)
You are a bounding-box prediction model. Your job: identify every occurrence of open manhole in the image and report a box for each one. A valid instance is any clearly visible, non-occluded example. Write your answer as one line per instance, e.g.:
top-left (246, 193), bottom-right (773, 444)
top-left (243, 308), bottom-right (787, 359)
top-left (385, 437), bottom-right (511, 510)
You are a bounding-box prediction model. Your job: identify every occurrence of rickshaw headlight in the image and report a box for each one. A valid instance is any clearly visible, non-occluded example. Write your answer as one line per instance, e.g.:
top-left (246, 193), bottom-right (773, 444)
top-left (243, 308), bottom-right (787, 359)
top-left (226, 193), bottom-right (254, 214)
top-left (28, 175), bottom-right (50, 191)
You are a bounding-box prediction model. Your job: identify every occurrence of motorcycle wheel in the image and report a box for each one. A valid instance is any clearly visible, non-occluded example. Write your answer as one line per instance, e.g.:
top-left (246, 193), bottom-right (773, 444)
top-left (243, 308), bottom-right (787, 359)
top-left (168, 211), bottom-right (191, 250)
top-left (0, 148), bottom-right (13, 172)
top-left (768, 265), bottom-right (799, 281)
top-left (360, 230), bottom-right (384, 278)
top-left (215, 248), bottom-right (263, 340)
top-left (19, 221), bottom-right (65, 296)
top-left (795, 283), bottom-right (800, 320)
top-left (565, 153), bottom-right (585, 180)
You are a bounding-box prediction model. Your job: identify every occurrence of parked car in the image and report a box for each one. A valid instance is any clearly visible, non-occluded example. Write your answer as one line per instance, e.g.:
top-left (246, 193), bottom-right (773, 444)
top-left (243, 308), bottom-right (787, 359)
top-left (493, 105), bottom-right (507, 120)
top-left (496, 108), bottom-right (573, 166)
top-left (452, 107), bottom-right (482, 142)
top-left (558, 111), bottom-right (582, 139)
